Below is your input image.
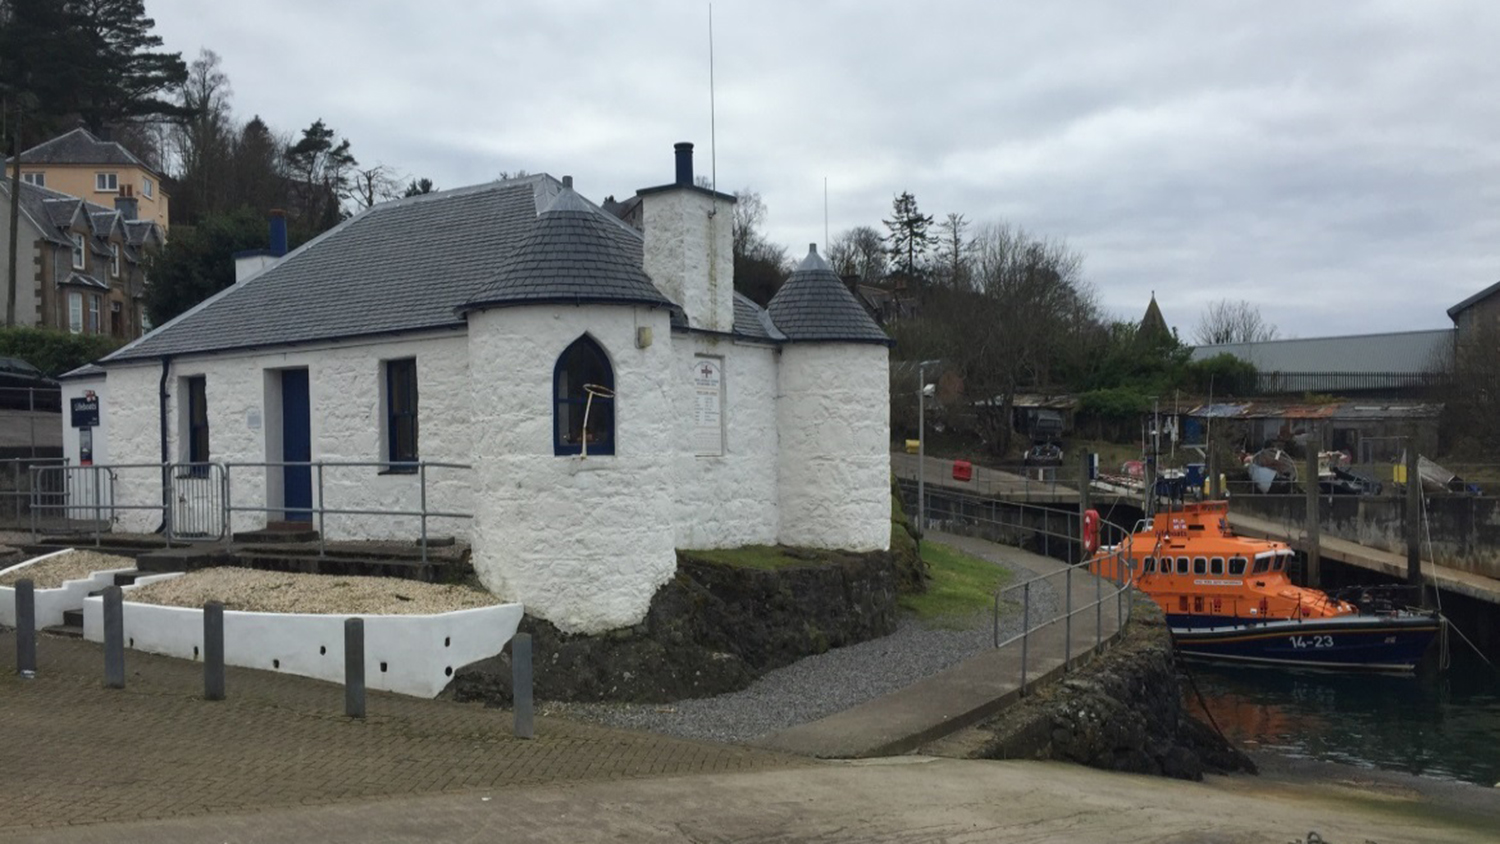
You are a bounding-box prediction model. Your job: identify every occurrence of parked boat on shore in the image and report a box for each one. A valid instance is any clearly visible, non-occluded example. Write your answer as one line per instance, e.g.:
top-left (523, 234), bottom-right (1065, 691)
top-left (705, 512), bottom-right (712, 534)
top-left (1088, 500), bottom-right (1441, 670)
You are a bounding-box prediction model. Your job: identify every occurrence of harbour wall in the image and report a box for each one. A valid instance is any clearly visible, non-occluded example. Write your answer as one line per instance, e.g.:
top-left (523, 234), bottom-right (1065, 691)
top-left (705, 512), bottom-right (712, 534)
top-left (1230, 494), bottom-right (1500, 580)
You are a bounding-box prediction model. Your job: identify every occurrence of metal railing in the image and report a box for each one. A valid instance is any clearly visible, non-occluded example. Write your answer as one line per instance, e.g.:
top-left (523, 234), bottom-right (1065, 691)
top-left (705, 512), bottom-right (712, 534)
top-left (0, 386), bottom-right (62, 412)
top-left (1, 456), bottom-right (68, 526)
top-left (219, 461), bottom-right (473, 562)
top-left (908, 483), bottom-right (1138, 696)
top-left (22, 460), bottom-right (473, 561)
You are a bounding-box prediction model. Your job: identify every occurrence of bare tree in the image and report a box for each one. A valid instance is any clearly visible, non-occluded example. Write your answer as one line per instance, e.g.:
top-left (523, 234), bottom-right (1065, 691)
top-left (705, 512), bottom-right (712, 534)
top-left (827, 225), bottom-right (885, 282)
top-left (1193, 299), bottom-right (1278, 345)
top-left (933, 212), bottom-right (972, 289)
top-left (170, 48), bottom-right (235, 222)
top-left (350, 163), bottom-right (401, 210)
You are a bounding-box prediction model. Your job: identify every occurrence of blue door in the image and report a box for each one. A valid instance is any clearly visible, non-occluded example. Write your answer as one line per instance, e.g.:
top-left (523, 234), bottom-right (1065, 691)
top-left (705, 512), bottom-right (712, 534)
top-left (281, 369), bottom-right (312, 522)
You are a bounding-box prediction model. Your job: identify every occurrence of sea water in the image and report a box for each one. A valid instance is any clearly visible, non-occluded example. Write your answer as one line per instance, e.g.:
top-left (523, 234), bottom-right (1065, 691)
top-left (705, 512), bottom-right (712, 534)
top-left (1188, 650), bottom-right (1500, 787)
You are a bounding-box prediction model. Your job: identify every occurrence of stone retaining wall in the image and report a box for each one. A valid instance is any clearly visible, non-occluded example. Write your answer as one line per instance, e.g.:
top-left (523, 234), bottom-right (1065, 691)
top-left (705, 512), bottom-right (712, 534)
top-left (967, 598), bottom-right (1256, 780)
top-left (447, 546), bottom-right (900, 703)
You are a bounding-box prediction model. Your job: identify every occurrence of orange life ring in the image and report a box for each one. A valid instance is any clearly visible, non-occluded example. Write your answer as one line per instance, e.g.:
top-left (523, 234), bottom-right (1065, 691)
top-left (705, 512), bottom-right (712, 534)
top-left (1082, 509), bottom-right (1101, 554)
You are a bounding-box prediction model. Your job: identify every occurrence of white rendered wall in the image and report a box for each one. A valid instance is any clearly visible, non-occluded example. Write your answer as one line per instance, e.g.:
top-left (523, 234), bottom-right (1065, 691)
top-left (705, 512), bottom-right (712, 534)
top-left (466, 305), bottom-right (678, 635)
top-left (82, 584), bottom-right (523, 699)
top-left (671, 333), bottom-right (780, 549)
top-left (776, 343), bottom-right (891, 551)
top-left (640, 189), bottom-right (734, 333)
top-left (101, 332), bottom-right (473, 540)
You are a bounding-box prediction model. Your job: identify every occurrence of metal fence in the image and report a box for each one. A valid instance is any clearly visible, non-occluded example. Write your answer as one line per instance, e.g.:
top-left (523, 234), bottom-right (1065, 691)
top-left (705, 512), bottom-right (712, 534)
top-left (0, 386), bottom-right (62, 412)
top-left (0, 456), bottom-right (68, 527)
top-left (907, 484), bottom-right (1137, 695)
top-left (22, 460), bottom-right (473, 560)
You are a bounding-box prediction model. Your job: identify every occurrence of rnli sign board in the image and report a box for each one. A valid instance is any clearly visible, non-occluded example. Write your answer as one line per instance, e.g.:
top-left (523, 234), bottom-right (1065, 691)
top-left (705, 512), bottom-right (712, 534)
top-left (693, 356), bottom-right (724, 457)
top-left (70, 394), bottom-right (100, 428)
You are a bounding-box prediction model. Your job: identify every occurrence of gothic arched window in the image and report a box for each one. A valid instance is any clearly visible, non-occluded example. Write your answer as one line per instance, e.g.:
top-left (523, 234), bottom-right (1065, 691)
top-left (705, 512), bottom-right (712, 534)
top-left (553, 335), bottom-right (614, 456)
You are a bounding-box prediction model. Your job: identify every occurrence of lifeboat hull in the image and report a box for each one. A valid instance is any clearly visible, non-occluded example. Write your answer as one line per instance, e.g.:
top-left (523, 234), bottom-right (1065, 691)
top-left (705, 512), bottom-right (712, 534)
top-left (1167, 613), bottom-right (1440, 671)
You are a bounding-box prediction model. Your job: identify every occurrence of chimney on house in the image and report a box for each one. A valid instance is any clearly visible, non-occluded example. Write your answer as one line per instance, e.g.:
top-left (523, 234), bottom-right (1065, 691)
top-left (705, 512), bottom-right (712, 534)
top-left (269, 209), bottom-right (288, 257)
top-left (115, 184), bottom-right (138, 221)
top-left (636, 142), bottom-right (735, 331)
top-left (233, 210), bottom-right (290, 283)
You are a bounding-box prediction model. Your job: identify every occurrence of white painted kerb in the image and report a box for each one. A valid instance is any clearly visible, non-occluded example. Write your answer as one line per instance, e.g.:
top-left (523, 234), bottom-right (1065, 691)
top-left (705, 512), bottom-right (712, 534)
top-left (0, 549), bottom-right (134, 630)
top-left (82, 585), bottom-right (524, 698)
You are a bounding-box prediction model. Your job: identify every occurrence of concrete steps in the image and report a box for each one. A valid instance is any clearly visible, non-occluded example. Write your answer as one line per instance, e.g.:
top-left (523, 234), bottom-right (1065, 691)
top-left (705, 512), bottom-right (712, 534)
top-left (41, 570), bottom-right (144, 639)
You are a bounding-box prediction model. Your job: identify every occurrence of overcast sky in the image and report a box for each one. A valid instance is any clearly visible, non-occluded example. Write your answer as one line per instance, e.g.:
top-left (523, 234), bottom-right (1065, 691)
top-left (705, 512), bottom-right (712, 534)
top-left (145, 0), bottom-right (1500, 341)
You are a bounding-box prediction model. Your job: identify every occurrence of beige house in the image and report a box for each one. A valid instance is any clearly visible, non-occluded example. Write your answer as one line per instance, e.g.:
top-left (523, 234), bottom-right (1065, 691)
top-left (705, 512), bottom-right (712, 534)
top-left (7, 128), bottom-right (169, 232)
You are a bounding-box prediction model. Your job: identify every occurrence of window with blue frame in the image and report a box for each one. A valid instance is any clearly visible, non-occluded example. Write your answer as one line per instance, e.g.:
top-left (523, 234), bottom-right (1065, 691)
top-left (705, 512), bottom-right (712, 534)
top-left (385, 358), bottom-right (418, 470)
top-left (554, 335), bottom-right (614, 456)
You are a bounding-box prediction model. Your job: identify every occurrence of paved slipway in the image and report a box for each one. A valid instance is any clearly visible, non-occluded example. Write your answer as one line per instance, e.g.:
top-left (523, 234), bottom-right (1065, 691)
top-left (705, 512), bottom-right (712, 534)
top-left (3, 534), bottom-right (1499, 842)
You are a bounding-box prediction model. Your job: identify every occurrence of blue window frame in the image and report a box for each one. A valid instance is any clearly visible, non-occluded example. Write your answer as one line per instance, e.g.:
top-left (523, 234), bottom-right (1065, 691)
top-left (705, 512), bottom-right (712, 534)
top-left (386, 358), bottom-right (418, 470)
top-left (554, 335), bottom-right (614, 456)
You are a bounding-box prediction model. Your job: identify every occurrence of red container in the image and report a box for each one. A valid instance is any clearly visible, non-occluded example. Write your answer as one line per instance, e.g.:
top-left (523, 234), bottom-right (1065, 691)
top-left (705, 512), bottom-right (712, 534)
top-left (952, 460), bottom-right (973, 482)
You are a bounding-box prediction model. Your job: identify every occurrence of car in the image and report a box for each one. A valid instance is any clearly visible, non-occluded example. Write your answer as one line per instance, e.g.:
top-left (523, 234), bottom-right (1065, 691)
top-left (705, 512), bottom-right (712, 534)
top-left (1023, 441), bottom-right (1063, 466)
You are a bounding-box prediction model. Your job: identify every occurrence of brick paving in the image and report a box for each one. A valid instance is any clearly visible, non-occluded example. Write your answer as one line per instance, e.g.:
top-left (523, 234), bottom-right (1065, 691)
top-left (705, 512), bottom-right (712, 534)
top-left (0, 630), bottom-right (809, 831)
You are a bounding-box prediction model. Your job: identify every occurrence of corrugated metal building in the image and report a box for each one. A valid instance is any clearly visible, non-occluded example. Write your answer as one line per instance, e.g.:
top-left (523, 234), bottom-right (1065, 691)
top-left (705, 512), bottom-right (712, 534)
top-left (1190, 329), bottom-right (1453, 394)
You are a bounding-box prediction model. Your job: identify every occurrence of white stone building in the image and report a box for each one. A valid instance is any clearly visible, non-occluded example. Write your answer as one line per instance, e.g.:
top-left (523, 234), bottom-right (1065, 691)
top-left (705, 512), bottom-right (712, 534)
top-left (79, 143), bottom-right (892, 634)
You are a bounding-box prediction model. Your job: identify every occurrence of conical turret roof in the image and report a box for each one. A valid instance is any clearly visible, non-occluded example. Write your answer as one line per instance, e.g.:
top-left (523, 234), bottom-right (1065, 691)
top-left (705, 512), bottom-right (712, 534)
top-left (462, 185), bottom-right (673, 313)
top-left (767, 244), bottom-right (891, 344)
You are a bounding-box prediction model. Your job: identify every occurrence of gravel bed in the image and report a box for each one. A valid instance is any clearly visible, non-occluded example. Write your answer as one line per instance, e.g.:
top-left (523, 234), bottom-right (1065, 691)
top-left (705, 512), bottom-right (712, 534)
top-left (549, 554), bottom-right (1061, 745)
top-left (0, 549), bottom-right (135, 589)
top-left (125, 568), bottom-right (502, 615)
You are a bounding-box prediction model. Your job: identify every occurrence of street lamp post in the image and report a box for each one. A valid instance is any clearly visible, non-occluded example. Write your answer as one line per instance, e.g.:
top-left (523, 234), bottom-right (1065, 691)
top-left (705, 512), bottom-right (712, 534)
top-left (916, 359), bottom-right (939, 553)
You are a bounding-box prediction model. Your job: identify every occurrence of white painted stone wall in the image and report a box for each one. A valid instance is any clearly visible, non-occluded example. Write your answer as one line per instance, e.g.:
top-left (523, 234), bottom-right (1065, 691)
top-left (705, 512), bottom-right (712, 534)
top-left (101, 332), bottom-right (473, 541)
top-left (671, 333), bottom-right (780, 549)
top-left (640, 189), bottom-right (734, 333)
top-left (776, 343), bottom-right (891, 551)
top-left (55, 373), bottom-right (112, 520)
top-left (466, 304), bottom-right (678, 634)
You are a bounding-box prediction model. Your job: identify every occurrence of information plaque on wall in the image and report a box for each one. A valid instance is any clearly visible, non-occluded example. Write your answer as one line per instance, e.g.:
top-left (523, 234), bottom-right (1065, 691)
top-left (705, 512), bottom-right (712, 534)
top-left (693, 356), bottom-right (724, 457)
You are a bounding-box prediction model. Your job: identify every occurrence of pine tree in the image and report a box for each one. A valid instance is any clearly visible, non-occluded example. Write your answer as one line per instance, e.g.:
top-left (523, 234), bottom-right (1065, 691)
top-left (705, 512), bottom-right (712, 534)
top-left (882, 191), bottom-right (933, 281)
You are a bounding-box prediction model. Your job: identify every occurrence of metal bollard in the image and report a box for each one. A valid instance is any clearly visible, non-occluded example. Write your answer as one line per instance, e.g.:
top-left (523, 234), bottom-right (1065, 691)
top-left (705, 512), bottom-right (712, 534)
top-left (103, 586), bottom-right (124, 689)
top-left (15, 579), bottom-right (36, 678)
top-left (204, 601), bottom-right (225, 701)
top-left (512, 633), bottom-right (534, 739)
top-left (1020, 582), bottom-right (1031, 694)
top-left (344, 617), bottom-right (365, 718)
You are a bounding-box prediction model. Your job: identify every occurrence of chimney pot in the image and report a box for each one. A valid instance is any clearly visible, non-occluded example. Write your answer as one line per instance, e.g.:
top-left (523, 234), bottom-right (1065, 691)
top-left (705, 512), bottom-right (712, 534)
top-left (562, 175), bottom-right (573, 189)
top-left (674, 142), bottom-right (694, 186)
top-left (809, 242), bottom-right (818, 254)
top-left (269, 209), bottom-right (288, 258)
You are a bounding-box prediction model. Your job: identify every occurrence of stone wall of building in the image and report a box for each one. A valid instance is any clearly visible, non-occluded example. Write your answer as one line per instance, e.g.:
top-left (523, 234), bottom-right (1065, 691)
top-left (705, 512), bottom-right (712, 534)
top-left (777, 342), bottom-right (891, 551)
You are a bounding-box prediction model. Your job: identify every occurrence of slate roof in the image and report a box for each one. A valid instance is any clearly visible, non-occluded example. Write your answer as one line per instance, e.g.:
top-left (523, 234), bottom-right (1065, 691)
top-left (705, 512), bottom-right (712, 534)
top-left (732, 292), bottom-right (786, 341)
top-left (767, 245), bottom-right (892, 345)
top-left (109, 175), bottom-right (673, 362)
top-left (461, 187), bottom-right (672, 312)
top-left (0, 181), bottom-right (158, 262)
top-left (10, 127), bottom-right (154, 172)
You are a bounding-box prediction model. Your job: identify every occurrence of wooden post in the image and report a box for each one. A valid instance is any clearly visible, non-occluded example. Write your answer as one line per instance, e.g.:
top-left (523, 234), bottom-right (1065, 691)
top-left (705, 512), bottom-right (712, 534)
top-left (1406, 446), bottom-right (1421, 587)
top-left (1304, 436), bottom-right (1321, 587)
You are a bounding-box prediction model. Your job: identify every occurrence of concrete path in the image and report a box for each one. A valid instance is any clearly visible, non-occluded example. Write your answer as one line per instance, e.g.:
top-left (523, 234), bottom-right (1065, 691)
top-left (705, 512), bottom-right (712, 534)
top-left (754, 530), bottom-right (1126, 758)
top-left (1231, 510), bottom-right (1500, 606)
top-left (892, 450), bottom-right (1081, 502)
top-left (4, 756), bottom-right (1495, 844)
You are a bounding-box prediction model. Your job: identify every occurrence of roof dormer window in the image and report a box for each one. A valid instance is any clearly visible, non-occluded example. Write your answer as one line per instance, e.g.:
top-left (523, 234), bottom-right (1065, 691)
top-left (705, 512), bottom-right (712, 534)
top-left (21, 172), bottom-right (44, 187)
top-left (70, 234), bottom-right (86, 269)
top-left (95, 172), bottom-right (118, 192)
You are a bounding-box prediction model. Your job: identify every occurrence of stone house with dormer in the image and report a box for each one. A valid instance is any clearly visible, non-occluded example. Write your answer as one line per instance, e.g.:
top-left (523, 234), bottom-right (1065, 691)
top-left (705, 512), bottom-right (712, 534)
top-left (75, 142), bottom-right (893, 635)
top-left (1, 179), bottom-right (163, 340)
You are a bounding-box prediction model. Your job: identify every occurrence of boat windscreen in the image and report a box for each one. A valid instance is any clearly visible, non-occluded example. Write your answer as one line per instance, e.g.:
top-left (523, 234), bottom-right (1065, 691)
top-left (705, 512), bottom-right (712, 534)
top-left (1253, 558), bottom-right (1269, 574)
top-left (1229, 556), bottom-right (1247, 575)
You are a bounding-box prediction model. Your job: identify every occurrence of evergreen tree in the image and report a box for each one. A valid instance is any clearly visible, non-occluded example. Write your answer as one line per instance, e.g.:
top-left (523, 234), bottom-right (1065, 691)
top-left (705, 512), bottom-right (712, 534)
top-left (144, 207), bottom-right (287, 326)
top-left (882, 191), bottom-right (933, 281)
top-left (58, 0), bottom-right (189, 131)
top-left (283, 118), bottom-right (356, 229)
top-left (403, 177), bottom-right (436, 197)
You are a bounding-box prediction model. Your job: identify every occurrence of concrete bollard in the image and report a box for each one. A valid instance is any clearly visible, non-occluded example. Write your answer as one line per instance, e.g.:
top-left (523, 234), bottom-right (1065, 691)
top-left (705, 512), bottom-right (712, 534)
top-left (344, 617), bottom-right (365, 718)
top-left (512, 633), bottom-right (534, 739)
top-left (103, 585), bottom-right (124, 689)
top-left (15, 579), bottom-right (36, 678)
top-left (204, 601), bottom-right (225, 701)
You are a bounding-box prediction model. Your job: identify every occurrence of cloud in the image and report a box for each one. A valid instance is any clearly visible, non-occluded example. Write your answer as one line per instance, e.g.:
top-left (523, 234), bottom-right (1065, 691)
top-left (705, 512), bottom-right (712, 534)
top-left (147, 0), bottom-right (1500, 338)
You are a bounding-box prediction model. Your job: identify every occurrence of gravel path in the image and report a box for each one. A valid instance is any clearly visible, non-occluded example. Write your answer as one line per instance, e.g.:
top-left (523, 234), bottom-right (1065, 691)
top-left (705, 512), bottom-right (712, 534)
top-left (550, 538), bottom-right (1062, 745)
